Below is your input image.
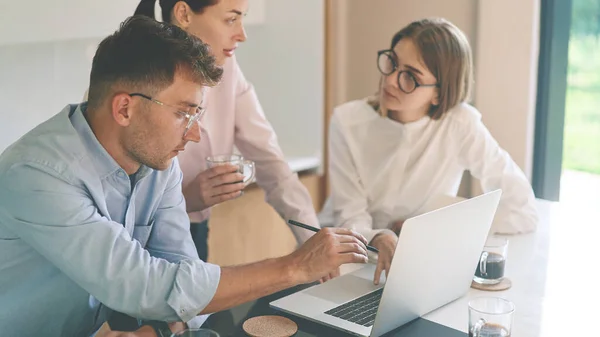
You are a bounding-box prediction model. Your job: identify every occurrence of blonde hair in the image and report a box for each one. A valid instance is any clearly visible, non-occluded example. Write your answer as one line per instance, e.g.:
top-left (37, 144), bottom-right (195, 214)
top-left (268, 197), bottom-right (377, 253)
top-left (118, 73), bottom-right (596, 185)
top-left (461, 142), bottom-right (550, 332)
top-left (369, 18), bottom-right (473, 119)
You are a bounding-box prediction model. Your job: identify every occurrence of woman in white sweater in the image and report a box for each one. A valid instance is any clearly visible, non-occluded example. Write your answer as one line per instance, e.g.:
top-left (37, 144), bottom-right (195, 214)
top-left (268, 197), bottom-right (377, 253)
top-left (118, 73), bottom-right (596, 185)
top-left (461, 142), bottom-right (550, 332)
top-left (320, 18), bottom-right (538, 284)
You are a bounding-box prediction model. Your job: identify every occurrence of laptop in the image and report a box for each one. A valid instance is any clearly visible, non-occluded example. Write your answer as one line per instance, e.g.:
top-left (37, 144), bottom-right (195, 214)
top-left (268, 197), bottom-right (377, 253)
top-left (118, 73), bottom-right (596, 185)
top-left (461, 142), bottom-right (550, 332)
top-left (270, 190), bottom-right (502, 337)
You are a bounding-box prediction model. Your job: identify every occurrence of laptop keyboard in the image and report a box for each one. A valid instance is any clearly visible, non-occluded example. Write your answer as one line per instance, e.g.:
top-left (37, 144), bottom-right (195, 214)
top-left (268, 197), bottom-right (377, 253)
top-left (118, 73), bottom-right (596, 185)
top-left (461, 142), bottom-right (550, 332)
top-left (324, 288), bottom-right (383, 327)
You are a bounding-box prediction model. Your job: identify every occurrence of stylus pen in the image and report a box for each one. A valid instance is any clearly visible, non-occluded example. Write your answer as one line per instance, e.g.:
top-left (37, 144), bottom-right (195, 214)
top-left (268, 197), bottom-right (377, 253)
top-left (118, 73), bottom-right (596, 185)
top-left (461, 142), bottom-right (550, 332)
top-left (287, 219), bottom-right (379, 253)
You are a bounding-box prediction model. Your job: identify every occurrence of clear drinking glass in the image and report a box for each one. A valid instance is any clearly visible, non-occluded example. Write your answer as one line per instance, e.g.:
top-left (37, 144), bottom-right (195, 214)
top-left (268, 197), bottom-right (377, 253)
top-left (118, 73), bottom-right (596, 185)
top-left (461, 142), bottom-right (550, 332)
top-left (206, 154), bottom-right (255, 186)
top-left (468, 297), bottom-right (514, 337)
top-left (171, 328), bottom-right (220, 337)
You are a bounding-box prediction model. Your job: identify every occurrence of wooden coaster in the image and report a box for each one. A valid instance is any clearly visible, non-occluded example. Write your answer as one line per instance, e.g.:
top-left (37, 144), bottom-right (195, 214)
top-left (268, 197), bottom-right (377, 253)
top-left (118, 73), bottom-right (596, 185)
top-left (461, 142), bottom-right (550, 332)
top-left (242, 315), bottom-right (298, 337)
top-left (471, 277), bottom-right (512, 291)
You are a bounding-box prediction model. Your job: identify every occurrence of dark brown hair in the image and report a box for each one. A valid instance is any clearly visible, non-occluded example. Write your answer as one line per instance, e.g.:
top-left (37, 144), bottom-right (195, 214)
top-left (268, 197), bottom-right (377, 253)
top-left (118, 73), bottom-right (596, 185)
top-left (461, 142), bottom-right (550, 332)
top-left (371, 18), bottom-right (473, 119)
top-left (87, 15), bottom-right (222, 109)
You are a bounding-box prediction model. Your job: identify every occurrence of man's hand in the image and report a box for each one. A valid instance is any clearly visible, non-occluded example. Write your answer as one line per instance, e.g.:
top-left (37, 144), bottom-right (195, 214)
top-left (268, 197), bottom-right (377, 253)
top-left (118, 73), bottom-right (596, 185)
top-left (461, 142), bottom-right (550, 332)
top-left (370, 232), bottom-right (398, 285)
top-left (183, 164), bottom-right (245, 212)
top-left (289, 228), bottom-right (369, 284)
top-left (319, 267), bottom-right (341, 283)
top-left (200, 230), bottom-right (368, 314)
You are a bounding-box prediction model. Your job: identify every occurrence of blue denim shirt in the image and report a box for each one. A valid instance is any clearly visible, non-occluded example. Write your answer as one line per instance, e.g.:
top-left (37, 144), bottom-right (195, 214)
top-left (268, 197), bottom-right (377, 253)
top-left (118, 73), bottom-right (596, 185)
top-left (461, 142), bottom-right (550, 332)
top-left (0, 104), bottom-right (220, 337)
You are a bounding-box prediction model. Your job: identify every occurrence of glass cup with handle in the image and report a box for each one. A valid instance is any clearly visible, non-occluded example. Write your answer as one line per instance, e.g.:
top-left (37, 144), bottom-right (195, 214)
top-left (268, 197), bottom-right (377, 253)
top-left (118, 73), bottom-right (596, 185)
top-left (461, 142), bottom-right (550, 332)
top-left (171, 328), bottom-right (220, 337)
top-left (206, 154), bottom-right (256, 186)
top-left (473, 237), bottom-right (508, 285)
top-left (468, 297), bottom-right (514, 337)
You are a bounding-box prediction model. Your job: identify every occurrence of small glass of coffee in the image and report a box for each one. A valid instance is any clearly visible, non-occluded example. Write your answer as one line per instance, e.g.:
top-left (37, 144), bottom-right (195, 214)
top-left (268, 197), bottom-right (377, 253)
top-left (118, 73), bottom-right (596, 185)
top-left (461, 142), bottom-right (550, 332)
top-left (474, 237), bottom-right (508, 285)
top-left (171, 328), bottom-right (220, 337)
top-left (468, 297), bottom-right (514, 337)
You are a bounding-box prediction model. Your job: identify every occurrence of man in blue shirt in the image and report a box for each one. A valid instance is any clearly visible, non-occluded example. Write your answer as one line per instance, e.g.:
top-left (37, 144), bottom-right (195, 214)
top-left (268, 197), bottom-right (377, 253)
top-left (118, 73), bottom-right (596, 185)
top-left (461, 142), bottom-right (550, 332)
top-left (0, 16), bottom-right (369, 337)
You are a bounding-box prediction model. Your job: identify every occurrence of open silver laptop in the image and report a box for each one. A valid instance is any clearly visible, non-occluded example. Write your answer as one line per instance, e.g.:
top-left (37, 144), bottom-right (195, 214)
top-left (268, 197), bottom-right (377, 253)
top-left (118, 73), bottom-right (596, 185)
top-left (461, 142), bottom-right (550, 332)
top-left (270, 190), bottom-right (502, 337)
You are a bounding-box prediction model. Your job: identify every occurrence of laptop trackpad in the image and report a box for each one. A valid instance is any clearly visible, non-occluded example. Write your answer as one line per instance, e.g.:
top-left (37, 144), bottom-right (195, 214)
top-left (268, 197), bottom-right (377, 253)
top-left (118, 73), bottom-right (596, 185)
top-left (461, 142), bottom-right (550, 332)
top-left (304, 275), bottom-right (380, 304)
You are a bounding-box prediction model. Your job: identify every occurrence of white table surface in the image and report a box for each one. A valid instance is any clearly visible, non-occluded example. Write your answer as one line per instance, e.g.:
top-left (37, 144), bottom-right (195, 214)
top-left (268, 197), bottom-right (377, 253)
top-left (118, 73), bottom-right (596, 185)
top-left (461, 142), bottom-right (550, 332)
top-left (342, 199), bottom-right (599, 336)
top-left (286, 156), bottom-right (321, 174)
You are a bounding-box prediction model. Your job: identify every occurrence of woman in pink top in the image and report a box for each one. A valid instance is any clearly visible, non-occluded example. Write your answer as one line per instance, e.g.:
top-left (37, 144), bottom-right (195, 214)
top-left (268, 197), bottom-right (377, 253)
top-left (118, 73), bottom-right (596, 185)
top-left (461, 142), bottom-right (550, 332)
top-left (134, 0), bottom-right (321, 263)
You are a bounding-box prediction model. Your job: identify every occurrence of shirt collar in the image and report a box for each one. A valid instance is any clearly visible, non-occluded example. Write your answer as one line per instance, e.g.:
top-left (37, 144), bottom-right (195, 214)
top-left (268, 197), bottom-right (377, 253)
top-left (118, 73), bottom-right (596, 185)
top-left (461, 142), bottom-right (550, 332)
top-left (384, 113), bottom-right (431, 134)
top-left (70, 103), bottom-right (152, 180)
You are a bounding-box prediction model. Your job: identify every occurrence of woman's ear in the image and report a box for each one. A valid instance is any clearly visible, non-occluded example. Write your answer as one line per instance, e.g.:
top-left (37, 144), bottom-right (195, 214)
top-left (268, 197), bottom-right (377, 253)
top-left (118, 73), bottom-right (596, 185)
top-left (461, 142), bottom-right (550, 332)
top-left (172, 1), bottom-right (193, 28)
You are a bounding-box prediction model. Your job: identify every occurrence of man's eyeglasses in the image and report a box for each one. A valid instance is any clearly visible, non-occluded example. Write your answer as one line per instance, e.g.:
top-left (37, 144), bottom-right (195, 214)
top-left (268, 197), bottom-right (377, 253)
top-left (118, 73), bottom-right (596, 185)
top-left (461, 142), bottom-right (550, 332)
top-left (129, 93), bottom-right (205, 136)
top-left (377, 49), bottom-right (439, 94)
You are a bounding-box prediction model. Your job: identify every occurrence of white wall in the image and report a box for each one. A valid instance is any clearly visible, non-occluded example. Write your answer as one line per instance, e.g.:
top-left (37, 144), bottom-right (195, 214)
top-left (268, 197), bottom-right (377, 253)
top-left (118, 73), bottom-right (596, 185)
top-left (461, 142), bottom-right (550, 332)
top-left (0, 0), bottom-right (139, 46)
top-left (236, 0), bottom-right (324, 159)
top-left (0, 0), bottom-right (139, 153)
top-left (0, 38), bottom-right (100, 153)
